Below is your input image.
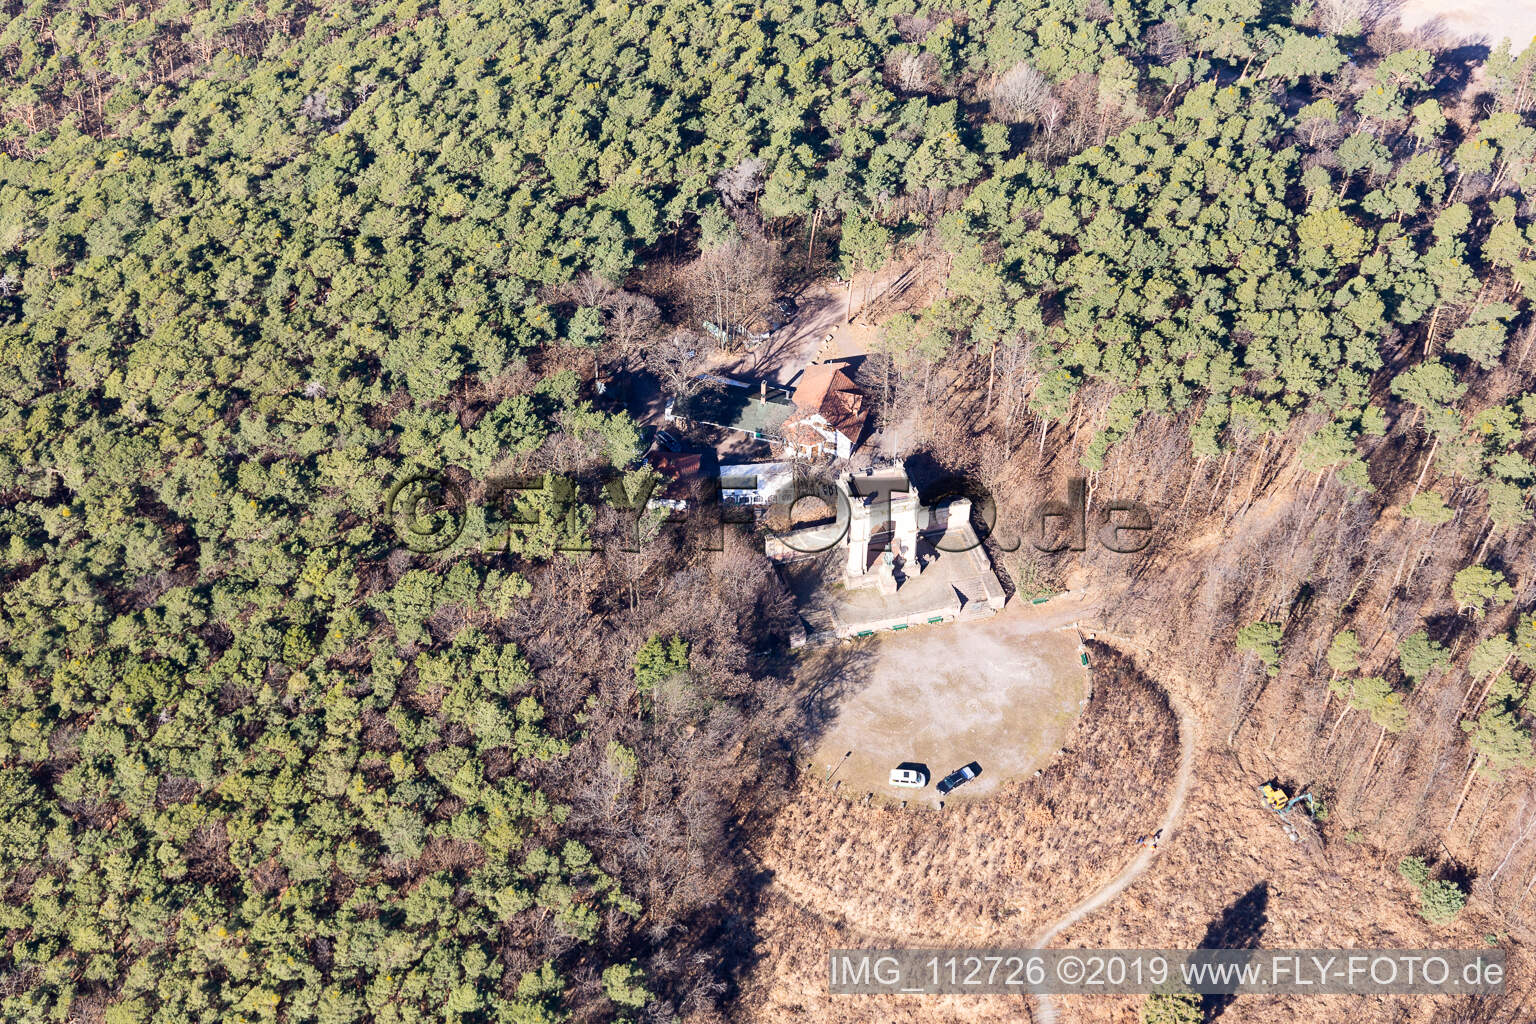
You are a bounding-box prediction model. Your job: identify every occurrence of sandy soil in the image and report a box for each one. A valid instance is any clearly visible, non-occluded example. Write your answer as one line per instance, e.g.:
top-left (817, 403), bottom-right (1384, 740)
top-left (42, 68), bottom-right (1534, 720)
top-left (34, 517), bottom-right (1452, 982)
top-left (720, 266), bottom-right (894, 385)
top-left (807, 615), bottom-right (1089, 809)
top-left (1397, 0), bottom-right (1536, 47)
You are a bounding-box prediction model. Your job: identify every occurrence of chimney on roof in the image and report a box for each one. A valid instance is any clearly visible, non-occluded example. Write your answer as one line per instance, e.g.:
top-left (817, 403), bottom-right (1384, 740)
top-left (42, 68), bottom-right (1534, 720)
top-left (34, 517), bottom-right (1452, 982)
top-left (759, 380), bottom-right (766, 402)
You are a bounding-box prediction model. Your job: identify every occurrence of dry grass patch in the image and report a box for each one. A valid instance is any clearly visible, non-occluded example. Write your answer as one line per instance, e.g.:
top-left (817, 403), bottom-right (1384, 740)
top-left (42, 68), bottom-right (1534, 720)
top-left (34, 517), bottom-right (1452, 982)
top-left (1048, 745), bottom-right (1530, 1024)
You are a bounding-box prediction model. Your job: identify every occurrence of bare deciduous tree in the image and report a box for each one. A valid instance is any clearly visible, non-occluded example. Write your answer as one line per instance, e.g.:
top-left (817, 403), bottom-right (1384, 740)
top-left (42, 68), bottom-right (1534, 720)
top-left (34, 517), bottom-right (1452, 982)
top-left (1315, 0), bottom-right (1389, 35)
top-left (1146, 21), bottom-right (1187, 66)
top-left (604, 290), bottom-right (660, 362)
top-left (645, 329), bottom-right (717, 401)
top-left (886, 50), bottom-right (936, 94)
top-left (678, 235), bottom-right (780, 344)
top-left (715, 157), bottom-right (764, 208)
top-left (987, 61), bottom-right (1051, 123)
top-left (556, 272), bottom-right (661, 373)
top-left (565, 271), bottom-right (613, 308)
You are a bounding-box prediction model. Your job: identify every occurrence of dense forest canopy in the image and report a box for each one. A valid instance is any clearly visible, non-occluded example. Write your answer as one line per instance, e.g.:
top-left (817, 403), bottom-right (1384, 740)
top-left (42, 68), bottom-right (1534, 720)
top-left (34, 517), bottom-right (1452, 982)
top-left (3, 0), bottom-right (1536, 1020)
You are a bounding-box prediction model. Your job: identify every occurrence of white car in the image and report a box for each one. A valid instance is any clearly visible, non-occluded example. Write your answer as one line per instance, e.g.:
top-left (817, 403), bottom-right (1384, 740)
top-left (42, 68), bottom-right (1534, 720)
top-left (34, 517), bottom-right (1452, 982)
top-left (889, 767), bottom-right (927, 788)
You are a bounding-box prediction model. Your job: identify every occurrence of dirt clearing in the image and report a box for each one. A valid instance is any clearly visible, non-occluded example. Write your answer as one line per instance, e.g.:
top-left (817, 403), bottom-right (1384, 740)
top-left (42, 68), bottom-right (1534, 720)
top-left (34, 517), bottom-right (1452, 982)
top-left (805, 613), bottom-right (1089, 808)
top-left (1398, 0), bottom-right (1536, 47)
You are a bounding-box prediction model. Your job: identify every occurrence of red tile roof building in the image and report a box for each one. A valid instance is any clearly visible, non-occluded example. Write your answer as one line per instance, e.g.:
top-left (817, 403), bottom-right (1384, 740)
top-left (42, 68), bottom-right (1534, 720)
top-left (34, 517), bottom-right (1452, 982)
top-left (782, 365), bottom-right (866, 460)
top-left (643, 450), bottom-right (706, 509)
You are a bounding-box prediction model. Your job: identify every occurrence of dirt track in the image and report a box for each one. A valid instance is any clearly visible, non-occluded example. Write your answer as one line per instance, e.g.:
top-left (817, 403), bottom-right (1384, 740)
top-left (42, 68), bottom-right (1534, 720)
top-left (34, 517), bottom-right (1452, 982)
top-left (1029, 688), bottom-right (1198, 1023)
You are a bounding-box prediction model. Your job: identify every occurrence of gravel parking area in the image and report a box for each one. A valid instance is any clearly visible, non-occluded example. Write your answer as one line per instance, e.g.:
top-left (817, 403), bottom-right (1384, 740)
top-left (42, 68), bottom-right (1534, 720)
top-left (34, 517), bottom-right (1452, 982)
top-left (806, 610), bottom-right (1089, 808)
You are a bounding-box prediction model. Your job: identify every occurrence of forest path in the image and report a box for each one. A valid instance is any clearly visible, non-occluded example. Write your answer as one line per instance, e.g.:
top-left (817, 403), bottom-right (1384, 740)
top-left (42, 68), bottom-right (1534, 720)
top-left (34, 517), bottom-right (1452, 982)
top-left (1028, 687), bottom-right (1197, 1024)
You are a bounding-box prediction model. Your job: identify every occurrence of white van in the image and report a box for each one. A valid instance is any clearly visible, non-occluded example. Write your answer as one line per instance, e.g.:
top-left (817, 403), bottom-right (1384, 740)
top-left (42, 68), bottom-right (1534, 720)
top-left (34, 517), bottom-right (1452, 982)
top-left (889, 767), bottom-right (927, 788)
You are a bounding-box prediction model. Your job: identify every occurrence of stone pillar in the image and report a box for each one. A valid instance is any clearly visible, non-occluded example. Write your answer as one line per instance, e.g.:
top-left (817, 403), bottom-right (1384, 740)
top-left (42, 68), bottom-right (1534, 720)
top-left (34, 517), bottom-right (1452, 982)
top-left (845, 495), bottom-right (872, 580)
top-left (893, 490), bottom-right (921, 576)
top-left (945, 497), bottom-right (972, 538)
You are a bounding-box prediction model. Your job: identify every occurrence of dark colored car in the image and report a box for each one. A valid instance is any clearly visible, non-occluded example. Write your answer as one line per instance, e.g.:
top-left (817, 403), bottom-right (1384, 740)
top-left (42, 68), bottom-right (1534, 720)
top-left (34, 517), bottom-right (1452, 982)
top-left (936, 761), bottom-right (981, 795)
top-left (625, 426), bottom-right (657, 470)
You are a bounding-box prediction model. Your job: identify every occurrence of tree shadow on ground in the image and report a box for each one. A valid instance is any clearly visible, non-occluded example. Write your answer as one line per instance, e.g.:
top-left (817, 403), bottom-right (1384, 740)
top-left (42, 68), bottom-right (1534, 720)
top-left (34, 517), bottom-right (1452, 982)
top-left (785, 637), bottom-right (880, 749)
top-left (706, 605), bottom-right (882, 1008)
top-left (1430, 43), bottom-right (1492, 104)
top-left (1197, 881), bottom-right (1270, 1020)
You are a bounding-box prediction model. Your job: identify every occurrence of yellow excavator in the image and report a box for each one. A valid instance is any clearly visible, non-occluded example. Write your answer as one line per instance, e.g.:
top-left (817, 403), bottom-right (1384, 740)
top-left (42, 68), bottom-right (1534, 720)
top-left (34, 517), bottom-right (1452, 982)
top-left (1259, 782), bottom-right (1317, 843)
